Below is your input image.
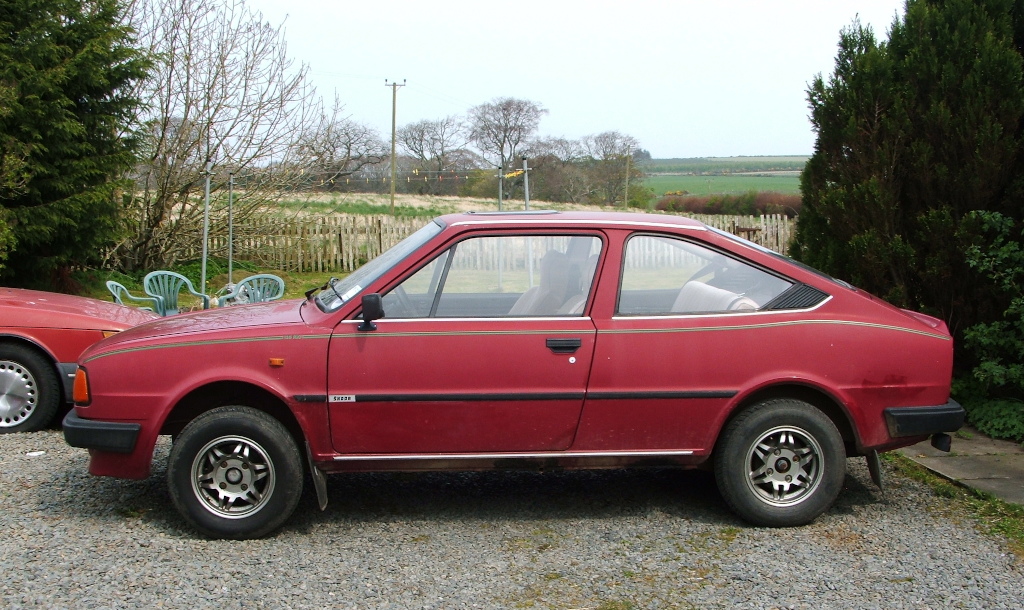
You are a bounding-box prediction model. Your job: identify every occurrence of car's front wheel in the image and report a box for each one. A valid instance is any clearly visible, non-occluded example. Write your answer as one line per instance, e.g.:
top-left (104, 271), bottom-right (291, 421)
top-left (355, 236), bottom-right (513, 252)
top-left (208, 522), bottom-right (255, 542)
top-left (714, 398), bottom-right (845, 527)
top-left (0, 343), bottom-right (61, 433)
top-left (167, 406), bottom-right (303, 539)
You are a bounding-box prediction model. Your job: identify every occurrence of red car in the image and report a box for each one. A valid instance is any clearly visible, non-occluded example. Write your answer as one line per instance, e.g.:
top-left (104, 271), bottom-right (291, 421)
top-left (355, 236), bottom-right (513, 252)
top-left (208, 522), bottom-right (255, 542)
top-left (1, 288), bottom-right (157, 432)
top-left (64, 212), bottom-right (964, 539)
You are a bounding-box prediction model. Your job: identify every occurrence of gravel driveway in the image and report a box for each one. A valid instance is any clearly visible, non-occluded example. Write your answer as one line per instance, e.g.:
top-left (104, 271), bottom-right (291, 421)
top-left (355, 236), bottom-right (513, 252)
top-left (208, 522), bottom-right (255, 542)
top-left (2, 430), bottom-right (1021, 609)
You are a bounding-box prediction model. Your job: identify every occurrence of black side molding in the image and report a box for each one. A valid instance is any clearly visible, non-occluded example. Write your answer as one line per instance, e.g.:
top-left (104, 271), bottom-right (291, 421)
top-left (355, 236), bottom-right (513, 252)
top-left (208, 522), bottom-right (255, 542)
top-left (884, 399), bottom-right (965, 437)
top-left (294, 395), bottom-right (328, 403)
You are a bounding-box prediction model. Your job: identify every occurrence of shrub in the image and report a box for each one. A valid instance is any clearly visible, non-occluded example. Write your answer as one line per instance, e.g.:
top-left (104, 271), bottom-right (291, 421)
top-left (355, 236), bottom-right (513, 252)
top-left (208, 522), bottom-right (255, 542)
top-left (966, 399), bottom-right (1024, 442)
top-left (654, 191), bottom-right (801, 217)
top-left (625, 185), bottom-right (656, 209)
top-left (172, 257), bottom-right (259, 288)
top-left (956, 210), bottom-right (1024, 442)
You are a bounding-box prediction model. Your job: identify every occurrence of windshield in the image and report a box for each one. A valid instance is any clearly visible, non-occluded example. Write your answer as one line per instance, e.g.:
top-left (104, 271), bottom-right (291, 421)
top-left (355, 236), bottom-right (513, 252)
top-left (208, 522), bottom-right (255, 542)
top-left (314, 219), bottom-right (444, 312)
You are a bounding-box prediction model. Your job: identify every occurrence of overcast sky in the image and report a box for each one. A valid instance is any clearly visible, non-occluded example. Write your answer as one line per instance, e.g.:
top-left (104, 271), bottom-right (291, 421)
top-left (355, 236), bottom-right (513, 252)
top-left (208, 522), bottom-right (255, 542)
top-left (245, 0), bottom-right (906, 159)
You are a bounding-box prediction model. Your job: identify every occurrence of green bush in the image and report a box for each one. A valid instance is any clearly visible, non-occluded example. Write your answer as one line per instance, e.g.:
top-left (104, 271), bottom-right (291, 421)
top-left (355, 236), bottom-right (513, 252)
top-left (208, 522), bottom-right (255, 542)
top-left (966, 399), bottom-right (1024, 443)
top-left (655, 191), bottom-right (801, 217)
top-left (625, 185), bottom-right (656, 209)
top-left (956, 377), bottom-right (1024, 443)
top-left (171, 258), bottom-right (259, 289)
top-left (958, 211), bottom-right (1024, 443)
top-left (962, 212), bottom-right (1024, 389)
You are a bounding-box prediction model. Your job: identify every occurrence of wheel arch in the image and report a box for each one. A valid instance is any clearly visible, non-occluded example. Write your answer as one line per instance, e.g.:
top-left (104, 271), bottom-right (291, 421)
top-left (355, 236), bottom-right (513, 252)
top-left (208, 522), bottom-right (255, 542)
top-left (0, 335), bottom-right (62, 398)
top-left (160, 380), bottom-right (304, 449)
top-left (0, 333), bottom-right (59, 366)
top-left (722, 383), bottom-right (862, 457)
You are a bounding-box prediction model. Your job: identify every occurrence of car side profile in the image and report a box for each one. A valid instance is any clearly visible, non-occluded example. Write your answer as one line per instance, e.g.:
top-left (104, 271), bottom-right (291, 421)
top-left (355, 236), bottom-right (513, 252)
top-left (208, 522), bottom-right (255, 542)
top-left (1, 288), bottom-right (158, 432)
top-left (64, 212), bottom-right (964, 538)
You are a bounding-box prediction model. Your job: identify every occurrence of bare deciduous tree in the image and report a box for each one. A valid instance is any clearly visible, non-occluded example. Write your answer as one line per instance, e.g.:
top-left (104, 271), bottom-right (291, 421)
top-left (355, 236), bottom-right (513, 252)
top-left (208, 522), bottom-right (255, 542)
top-left (529, 137), bottom-right (594, 203)
top-left (584, 131), bottom-right (641, 205)
top-left (468, 97), bottom-right (546, 171)
top-left (294, 98), bottom-right (388, 191)
top-left (398, 116), bottom-right (475, 195)
top-left (116, 0), bottom-right (318, 271)
top-left (533, 137), bottom-right (585, 166)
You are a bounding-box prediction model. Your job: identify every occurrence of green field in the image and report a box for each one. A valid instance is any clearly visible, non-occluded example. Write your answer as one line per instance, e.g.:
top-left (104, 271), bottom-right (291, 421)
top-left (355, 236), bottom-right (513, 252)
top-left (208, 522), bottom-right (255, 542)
top-left (644, 173), bottom-right (801, 196)
top-left (642, 156), bottom-right (808, 174)
top-left (639, 156), bottom-right (806, 196)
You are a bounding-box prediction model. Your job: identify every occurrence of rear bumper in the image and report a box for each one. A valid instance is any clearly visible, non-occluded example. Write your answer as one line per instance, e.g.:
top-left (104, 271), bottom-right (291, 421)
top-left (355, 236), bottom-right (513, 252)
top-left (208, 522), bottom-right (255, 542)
top-left (883, 399), bottom-right (965, 438)
top-left (62, 411), bottom-right (140, 454)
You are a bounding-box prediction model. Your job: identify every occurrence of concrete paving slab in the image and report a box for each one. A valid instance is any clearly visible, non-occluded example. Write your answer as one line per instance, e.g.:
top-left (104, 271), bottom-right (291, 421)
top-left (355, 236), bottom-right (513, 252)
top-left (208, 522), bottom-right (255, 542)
top-left (897, 426), bottom-right (1024, 506)
top-left (906, 454), bottom-right (1024, 505)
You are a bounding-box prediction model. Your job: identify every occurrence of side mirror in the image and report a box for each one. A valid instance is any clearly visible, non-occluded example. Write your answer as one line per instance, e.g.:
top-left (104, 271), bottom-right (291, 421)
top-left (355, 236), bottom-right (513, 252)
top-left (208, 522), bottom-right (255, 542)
top-left (358, 293), bottom-right (384, 331)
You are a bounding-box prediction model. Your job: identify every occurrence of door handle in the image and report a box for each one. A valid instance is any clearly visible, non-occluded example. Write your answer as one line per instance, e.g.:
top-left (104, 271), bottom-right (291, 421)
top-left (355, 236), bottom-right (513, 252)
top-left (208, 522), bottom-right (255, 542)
top-left (546, 338), bottom-right (582, 354)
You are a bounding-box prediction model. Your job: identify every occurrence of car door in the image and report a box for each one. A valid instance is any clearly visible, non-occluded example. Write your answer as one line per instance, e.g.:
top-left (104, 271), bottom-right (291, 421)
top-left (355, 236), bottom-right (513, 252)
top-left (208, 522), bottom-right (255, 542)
top-left (574, 232), bottom-right (796, 453)
top-left (327, 232), bottom-right (603, 454)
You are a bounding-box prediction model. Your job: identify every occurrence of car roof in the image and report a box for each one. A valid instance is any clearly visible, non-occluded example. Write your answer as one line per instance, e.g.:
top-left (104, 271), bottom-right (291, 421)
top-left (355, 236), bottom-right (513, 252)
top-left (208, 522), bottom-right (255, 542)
top-left (439, 210), bottom-right (707, 232)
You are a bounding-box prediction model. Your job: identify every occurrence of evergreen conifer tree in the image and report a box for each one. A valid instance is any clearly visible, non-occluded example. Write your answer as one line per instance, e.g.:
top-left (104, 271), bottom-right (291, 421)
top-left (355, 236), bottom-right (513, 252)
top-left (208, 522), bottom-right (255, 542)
top-left (794, 0), bottom-right (1024, 339)
top-left (0, 0), bottom-right (149, 285)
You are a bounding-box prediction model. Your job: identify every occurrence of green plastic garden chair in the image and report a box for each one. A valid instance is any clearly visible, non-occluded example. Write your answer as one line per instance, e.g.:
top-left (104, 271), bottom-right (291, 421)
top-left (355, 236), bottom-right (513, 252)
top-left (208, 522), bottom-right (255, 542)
top-left (106, 280), bottom-right (159, 312)
top-left (143, 270), bottom-right (210, 316)
top-left (217, 274), bottom-right (286, 307)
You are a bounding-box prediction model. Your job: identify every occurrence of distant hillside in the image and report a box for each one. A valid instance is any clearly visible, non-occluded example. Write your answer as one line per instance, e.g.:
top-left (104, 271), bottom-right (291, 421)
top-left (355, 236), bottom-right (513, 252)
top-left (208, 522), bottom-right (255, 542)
top-left (641, 156), bottom-right (809, 175)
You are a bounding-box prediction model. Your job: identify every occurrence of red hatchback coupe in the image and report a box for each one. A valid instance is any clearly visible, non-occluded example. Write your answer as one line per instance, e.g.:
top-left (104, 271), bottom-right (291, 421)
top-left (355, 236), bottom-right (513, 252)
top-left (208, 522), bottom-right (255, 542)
top-left (1, 288), bottom-right (157, 432)
top-left (64, 212), bottom-right (963, 538)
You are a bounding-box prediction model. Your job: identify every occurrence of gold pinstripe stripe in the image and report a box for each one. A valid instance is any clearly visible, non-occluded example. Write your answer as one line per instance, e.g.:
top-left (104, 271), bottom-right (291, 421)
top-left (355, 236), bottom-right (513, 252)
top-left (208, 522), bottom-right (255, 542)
top-left (82, 334), bottom-right (331, 363)
top-left (601, 319), bottom-right (950, 340)
top-left (331, 328), bottom-right (572, 339)
top-left (82, 318), bottom-right (947, 363)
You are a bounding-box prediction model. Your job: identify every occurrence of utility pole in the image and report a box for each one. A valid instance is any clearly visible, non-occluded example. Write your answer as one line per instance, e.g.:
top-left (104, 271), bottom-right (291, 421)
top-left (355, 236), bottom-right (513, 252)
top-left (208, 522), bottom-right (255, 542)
top-left (522, 157), bottom-right (531, 210)
top-left (227, 171), bottom-right (235, 288)
top-left (495, 164), bottom-right (504, 211)
top-left (200, 159), bottom-right (212, 297)
top-left (385, 79), bottom-right (405, 214)
top-left (623, 145), bottom-right (631, 208)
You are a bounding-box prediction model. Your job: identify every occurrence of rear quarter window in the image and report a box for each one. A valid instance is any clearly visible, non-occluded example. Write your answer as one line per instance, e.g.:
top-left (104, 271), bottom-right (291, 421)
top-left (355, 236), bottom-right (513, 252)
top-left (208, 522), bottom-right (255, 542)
top-left (618, 234), bottom-right (792, 315)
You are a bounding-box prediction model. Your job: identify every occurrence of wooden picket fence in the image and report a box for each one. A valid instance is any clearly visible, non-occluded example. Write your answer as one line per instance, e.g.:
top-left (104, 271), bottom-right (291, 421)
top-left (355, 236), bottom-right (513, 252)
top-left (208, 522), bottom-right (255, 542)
top-left (205, 215), bottom-right (423, 273)
top-left (685, 213), bottom-right (794, 255)
top-left (212, 213), bottom-right (795, 273)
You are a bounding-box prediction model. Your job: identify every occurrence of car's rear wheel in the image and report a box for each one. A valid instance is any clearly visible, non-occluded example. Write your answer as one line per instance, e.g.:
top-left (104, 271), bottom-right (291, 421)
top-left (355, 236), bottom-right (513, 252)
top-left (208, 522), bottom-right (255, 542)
top-left (714, 398), bottom-right (845, 527)
top-left (0, 344), bottom-right (61, 433)
top-left (167, 406), bottom-right (303, 539)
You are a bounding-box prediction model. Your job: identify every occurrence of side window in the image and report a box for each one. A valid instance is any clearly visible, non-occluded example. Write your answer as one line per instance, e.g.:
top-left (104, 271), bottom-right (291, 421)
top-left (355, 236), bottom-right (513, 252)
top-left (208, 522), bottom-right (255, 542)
top-left (380, 250), bottom-right (450, 317)
top-left (383, 234), bottom-right (602, 318)
top-left (618, 234), bottom-right (791, 315)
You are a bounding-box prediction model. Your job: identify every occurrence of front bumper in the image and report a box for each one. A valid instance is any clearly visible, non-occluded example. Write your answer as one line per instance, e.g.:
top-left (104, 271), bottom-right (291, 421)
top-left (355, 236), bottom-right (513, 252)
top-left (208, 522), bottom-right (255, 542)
top-left (883, 399), bottom-right (965, 438)
top-left (63, 411), bottom-right (141, 454)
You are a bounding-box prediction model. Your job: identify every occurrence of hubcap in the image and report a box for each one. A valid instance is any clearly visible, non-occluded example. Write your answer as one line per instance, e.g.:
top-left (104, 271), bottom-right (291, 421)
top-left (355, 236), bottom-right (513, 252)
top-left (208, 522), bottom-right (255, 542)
top-left (0, 360), bottom-right (36, 428)
top-left (744, 425), bottom-right (822, 507)
top-left (191, 436), bottom-right (275, 518)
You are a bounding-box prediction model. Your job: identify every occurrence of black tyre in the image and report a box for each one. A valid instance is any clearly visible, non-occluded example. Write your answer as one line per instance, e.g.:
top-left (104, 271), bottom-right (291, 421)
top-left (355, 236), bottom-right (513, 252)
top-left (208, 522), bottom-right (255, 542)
top-left (167, 406), bottom-right (303, 539)
top-left (714, 398), bottom-right (845, 527)
top-left (0, 343), bottom-right (61, 433)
